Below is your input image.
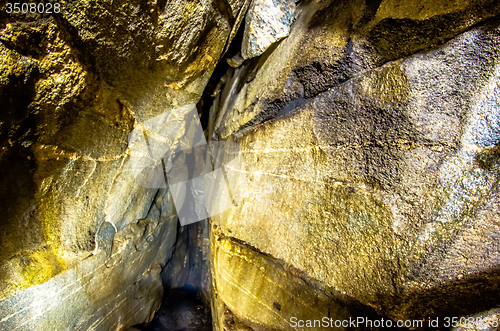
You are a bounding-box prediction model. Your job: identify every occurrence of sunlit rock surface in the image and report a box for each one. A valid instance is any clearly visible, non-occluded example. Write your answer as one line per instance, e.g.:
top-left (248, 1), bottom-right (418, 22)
top-left (210, 236), bottom-right (382, 331)
top-left (215, 0), bottom-right (500, 140)
top-left (0, 0), bottom-right (247, 329)
top-left (241, 0), bottom-right (296, 60)
top-left (209, 0), bottom-right (500, 328)
top-left (2, 0), bottom-right (500, 329)
top-left (0, 192), bottom-right (177, 330)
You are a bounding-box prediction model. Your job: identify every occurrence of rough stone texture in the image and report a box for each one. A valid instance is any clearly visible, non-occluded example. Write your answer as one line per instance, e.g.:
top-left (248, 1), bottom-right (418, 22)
top-left (0, 192), bottom-right (177, 330)
top-left (209, 0), bottom-right (500, 327)
top-left (59, 0), bottom-right (247, 121)
top-left (241, 0), bottom-right (296, 60)
top-left (210, 235), bottom-right (382, 331)
top-left (161, 220), bottom-right (210, 293)
top-left (451, 308), bottom-right (500, 331)
top-left (0, 0), bottom-right (247, 329)
top-left (2, 0), bottom-right (500, 329)
top-left (214, 0), bottom-right (500, 140)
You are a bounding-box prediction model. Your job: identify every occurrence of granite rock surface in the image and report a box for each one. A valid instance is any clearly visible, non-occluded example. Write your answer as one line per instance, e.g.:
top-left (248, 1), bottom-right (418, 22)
top-left (209, 0), bottom-right (500, 328)
top-left (1, 0), bottom-right (500, 330)
top-left (0, 0), bottom-right (247, 329)
top-left (241, 0), bottom-right (296, 60)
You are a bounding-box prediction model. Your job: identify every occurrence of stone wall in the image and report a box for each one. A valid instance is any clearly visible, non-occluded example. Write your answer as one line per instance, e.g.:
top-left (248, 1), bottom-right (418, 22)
top-left (1, 0), bottom-right (500, 330)
top-left (0, 0), bottom-right (248, 329)
top-left (209, 0), bottom-right (500, 329)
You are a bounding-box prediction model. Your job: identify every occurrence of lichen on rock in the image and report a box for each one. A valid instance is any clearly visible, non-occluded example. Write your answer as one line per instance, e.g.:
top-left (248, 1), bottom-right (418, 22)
top-left (1, 0), bottom-right (500, 330)
top-left (208, 0), bottom-right (500, 327)
top-left (0, 0), bottom-right (248, 329)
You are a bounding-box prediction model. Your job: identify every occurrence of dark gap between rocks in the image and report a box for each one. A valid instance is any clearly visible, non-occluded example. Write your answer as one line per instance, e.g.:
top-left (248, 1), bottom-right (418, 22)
top-left (134, 287), bottom-right (212, 331)
top-left (132, 220), bottom-right (211, 331)
top-left (132, 17), bottom-right (248, 331)
top-left (197, 13), bottom-right (247, 139)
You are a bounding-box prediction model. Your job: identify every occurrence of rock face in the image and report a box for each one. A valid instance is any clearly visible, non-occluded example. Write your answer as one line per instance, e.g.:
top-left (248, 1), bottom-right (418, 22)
top-left (241, 0), bottom-right (296, 60)
top-left (209, 0), bottom-right (500, 328)
top-left (0, 0), bottom-right (247, 329)
top-left (2, 0), bottom-right (500, 330)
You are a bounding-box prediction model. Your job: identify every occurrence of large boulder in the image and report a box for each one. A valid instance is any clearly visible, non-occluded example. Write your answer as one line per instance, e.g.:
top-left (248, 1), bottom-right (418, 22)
top-left (0, 0), bottom-right (247, 329)
top-left (209, 0), bottom-right (500, 328)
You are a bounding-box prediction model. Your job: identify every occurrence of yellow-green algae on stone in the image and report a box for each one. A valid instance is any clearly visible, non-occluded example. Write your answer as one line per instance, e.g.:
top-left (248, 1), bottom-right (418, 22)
top-left (0, 18), bottom-right (92, 298)
top-left (4, 246), bottom-right (66, 296)
top-left (0, 0), bottom-right (249, 329)
top-left (210, 0), bottom-right (500, 324)
top-left (210, 234), bottom-right (381, 331)
top-left (212, 106), bottom-right (401, 313)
